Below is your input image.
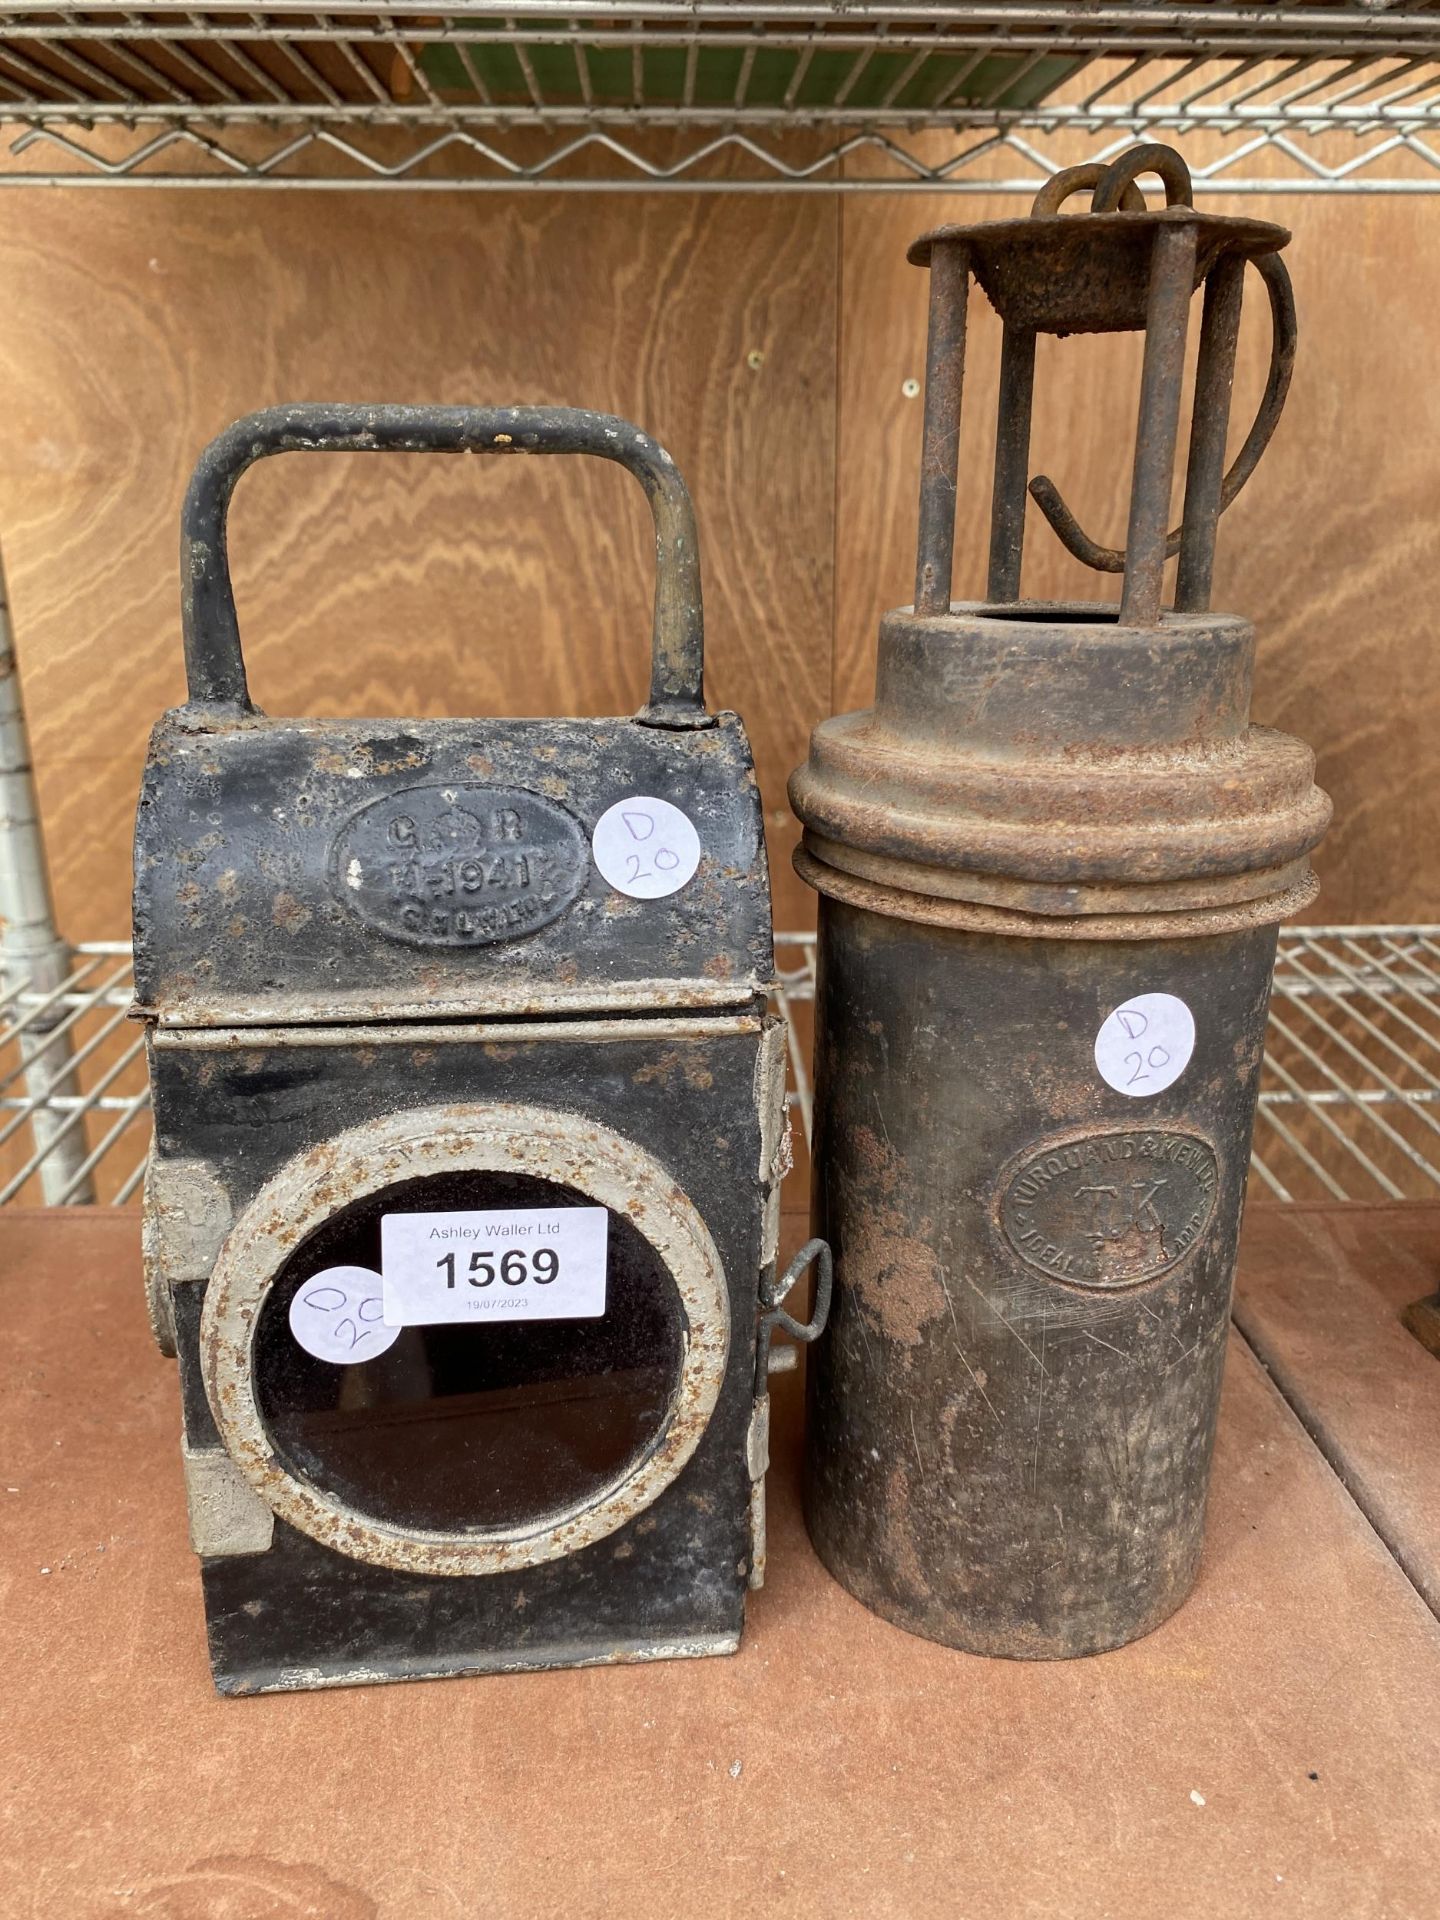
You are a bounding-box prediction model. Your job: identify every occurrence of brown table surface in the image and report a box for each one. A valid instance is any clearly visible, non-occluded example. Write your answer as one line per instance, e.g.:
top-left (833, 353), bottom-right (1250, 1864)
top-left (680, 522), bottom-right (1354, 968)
top-left (1234, 1203), bottom-right (1440, 1621)
top-left (2, 1206), bottom-right (1439, 1920)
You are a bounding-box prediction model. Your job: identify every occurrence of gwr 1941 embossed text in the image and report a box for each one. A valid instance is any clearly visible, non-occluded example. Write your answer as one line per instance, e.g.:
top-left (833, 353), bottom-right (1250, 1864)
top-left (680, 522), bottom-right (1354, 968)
top-left (333, 783), bottom-right (588, 948)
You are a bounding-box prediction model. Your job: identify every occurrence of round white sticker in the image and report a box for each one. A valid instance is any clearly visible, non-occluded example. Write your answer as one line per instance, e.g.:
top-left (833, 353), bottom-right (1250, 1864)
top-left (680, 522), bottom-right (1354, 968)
top-left (288, 1265), bottom-right (401, 1366)
top-left (592, 796), bottom-right (701, 900)
top-left (1094, 993), bottom-right (1196, 1099)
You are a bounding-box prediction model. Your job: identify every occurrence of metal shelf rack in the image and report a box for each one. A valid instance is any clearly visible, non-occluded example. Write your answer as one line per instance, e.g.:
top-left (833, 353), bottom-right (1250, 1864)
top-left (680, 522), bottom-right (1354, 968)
top-left (7, 925), bottom-right (1440, 1209)
top-left (1, 4), bottom-right (1440, 192)
top-left (0, 941), bottom-right (146, 1206)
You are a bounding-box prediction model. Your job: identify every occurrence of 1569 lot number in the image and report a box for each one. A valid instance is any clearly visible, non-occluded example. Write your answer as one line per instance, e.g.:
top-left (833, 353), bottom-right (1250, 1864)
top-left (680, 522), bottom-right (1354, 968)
top-left (435, 1246), bottom-right (561, 1289)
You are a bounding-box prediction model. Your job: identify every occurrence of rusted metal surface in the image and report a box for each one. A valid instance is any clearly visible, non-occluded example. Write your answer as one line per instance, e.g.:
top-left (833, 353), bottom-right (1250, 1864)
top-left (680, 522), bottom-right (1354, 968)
top-left (906, 144), bottom-right (1294, 622)
top-left (791, 144), bottom-right (1330, 1659)
top-left (137, 404), bottom-right (802, 1693)
top-left (151, 1013), bottom-right (768, 1052)
top-left (906, 205), bottom-right (1284, 344)
top-left (1175, 252), bottom-right (1246, 615)
top-left (133, 712), bottom-right (771, 1028)
top-left (153, 1014), bottom-right (786, 1692)
top-left (913, 239), bottom-right (969, 618)
top-left (984, 325), bottom-right (1037, 603)
top-left (792, 849), bottom-right (1319, 942)
top-left (790, 605), bottom-right (1330, 924)
top-left (1030, 251), bottom-right (1296, 587)
top-left (135, 404), bottom-right (770, 1030)
top-left (200, 1100), bottom-right (731, 1579)
top-left (804, 911), bottom-right (1279, 1659)
top-left (1120, 217), bottom-right (1197, 625)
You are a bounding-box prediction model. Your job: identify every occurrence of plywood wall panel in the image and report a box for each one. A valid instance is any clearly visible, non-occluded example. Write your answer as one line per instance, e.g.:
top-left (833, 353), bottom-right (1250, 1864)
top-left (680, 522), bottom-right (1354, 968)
top-left (0, 189), bottom-right (838, 940)
top-left (0, 173), bottom-right (1434, 954)
top-left (834, 176), bottom-right (1440, 925)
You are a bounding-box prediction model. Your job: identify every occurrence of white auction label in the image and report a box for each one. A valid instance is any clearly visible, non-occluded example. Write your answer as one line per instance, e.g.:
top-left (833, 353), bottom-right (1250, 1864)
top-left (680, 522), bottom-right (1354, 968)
top-left (289, 1265), bottom-right (401, 1366)
top-left (1094, 992), bottom-right (1197, 1098)
top-left (381, 1205), bottom-right (608, 1327)
top-left (591, 796), bottom-right (701, 900)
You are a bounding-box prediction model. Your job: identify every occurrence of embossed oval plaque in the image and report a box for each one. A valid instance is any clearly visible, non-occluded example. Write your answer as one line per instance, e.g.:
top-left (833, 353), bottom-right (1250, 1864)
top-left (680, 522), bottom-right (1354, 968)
top-left (998, 1128), bottom-right (1219, 1289)
top-left (333, 783), bottom-right (588, 948)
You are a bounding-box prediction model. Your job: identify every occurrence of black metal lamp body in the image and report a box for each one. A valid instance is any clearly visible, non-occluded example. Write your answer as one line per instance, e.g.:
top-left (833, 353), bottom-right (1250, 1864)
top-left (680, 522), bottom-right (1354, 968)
top-left (135, 405), bottom-right (817, 1694)
top-left (790, 147), bottom-right (1330, 1658)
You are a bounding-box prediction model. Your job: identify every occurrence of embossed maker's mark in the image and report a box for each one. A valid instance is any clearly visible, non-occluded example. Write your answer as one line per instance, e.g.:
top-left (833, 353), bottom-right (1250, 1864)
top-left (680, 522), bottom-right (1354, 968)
top-left (997, 1128), bottom-right (1219, 1290)
top-left (332, 783), bottom-right (588, 948)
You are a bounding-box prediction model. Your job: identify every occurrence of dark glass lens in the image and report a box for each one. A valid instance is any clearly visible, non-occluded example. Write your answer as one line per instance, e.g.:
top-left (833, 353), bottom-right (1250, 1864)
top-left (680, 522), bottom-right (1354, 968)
top-left (253, 1169), bottom-right (685, 1534)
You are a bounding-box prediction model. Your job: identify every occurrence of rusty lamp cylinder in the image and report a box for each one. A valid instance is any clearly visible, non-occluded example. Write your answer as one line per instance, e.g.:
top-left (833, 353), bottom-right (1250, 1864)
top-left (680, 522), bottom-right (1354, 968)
top-left (790, 145), bottom-right (1331, 1660)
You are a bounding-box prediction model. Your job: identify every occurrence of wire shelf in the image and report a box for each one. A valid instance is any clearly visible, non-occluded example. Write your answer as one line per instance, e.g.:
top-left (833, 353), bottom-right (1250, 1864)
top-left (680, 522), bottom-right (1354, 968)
top-left (3, 5), bottom-right (1440, 190)
top-left (5, 925), bottom-right (1440, 1206)
top-left (0, 939), bottom-right (148, 1207)
top-left (1254, 925), bottom-right (1440, 1203)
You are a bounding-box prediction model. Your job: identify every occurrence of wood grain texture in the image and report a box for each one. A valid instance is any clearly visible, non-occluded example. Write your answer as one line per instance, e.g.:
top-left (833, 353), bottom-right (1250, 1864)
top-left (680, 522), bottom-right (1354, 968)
top-left (0, 168), bottom-right (1433, 953)
top-left (0, 188), bottom-right (838, 940)
top-left (834, 153), bottom-right (1440, 924)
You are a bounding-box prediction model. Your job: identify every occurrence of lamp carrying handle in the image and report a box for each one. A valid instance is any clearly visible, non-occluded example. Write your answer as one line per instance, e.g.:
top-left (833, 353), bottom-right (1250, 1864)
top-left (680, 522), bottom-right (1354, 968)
top-left (179, 404), bottom-right (709, 729)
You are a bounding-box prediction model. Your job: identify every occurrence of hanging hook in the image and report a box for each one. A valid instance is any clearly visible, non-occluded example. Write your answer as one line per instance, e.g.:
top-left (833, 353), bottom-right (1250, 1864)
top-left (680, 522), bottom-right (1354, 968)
top-left (1030, 163), bottom-right (1146, 217)
top-left (754, 1238), bottom-right (832, 1389)
top-left (1026, 251), bottom-right (1296, 583)
top-left (1090, 143), bottom-right (1194, 212)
